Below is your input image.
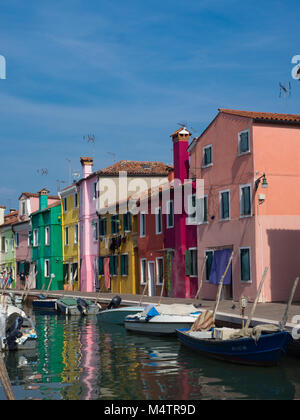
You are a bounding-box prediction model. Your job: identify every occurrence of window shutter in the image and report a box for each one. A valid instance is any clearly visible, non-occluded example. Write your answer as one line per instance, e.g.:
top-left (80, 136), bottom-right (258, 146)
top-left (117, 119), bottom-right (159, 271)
top-left (121, 255), bottom-right (124, 276)
top-left (185, 250), bottom-right (192, 276)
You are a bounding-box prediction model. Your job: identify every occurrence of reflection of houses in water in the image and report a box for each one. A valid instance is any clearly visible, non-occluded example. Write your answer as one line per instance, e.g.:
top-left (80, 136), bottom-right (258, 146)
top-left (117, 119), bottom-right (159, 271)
top-left (78, 319), bottom-right (101, 400)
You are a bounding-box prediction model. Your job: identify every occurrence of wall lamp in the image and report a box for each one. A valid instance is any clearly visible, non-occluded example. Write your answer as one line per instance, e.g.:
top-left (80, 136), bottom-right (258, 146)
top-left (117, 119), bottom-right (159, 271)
top-left (255, 173), bottom-right (268, 191)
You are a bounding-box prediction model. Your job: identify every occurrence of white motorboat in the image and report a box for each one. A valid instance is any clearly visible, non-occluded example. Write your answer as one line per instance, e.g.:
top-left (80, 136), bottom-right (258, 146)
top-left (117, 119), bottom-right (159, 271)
top-left (0, 304), bottom-right (37, 352)
top-left (124, 304), bottom-right (201, 336)
top-left (97, 295), bottom-right (145, 325)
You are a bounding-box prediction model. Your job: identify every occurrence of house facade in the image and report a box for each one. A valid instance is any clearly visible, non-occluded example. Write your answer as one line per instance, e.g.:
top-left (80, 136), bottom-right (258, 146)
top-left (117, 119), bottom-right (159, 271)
top-left (59, 184), bottom-right (79, 291)
top-left (13, 192), bottom-right (58, 289)
top-left (31, 189), bottom-right (63, 291)
top-left (79, 157), bottom-right (172, 293)
top-left (189, 109), bottom-right (300, 303)
top-left (0, 209), bottom-right (18, 287)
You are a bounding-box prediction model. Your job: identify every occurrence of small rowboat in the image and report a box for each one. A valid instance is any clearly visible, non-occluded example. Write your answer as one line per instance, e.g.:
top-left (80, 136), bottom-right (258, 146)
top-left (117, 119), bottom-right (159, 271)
top-left (176, 328), bottom-right (293, 366)
top-left (55, 298), bottom-right (100, 316)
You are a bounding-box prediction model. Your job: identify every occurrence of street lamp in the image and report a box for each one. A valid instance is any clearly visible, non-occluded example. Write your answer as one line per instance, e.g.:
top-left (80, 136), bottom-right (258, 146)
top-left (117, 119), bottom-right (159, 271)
top-left (255, 173), bottom-right (268, 191)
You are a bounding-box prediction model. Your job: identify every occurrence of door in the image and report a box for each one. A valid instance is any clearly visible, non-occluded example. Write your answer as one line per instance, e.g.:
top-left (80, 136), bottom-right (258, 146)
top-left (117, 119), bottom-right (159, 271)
top-left (148, 261), bottom-right (156, 297)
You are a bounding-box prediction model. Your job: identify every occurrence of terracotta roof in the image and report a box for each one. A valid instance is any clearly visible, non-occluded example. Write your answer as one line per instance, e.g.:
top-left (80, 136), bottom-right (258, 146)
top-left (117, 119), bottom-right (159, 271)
top-left (96, 160), bottom-right (173, 177)
top-left (1, 211), bottom-right (19, 227)
top-left (219, 109), bottom-right (300, 123)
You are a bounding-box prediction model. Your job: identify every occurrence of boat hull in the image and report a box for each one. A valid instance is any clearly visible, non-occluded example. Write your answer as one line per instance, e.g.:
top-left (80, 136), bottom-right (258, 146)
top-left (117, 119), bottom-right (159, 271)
top-left (56, 298), bottom-right (100, 316)
top-left (32, 299), bottom-right (57, 310)
top-left (125, 315), bottom-right (197, 336)
top-left (176, 329), bottom-right (293, 366)
top-left (97, 307), bottom-right (145, 325)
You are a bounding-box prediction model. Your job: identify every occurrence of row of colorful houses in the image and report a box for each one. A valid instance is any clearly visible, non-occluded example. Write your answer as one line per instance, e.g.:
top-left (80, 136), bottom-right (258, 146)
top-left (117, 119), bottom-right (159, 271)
top-left (1, 108), bottom-right (300, 303)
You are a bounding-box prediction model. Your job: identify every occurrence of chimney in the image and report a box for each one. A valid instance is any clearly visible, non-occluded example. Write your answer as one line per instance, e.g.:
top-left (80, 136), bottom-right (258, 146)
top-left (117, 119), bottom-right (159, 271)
top-left (0, 206), bottom-right (6, 225)
top-left (80, 157), bottom-right (94, 179)
top-left (38, 189), bottom-right (49, 211)
top-left (170, 127), bottom-right (191, 183)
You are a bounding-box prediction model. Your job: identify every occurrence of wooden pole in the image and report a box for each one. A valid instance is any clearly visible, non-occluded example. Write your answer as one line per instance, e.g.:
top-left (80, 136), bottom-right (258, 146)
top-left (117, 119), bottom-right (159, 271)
top-left (280, 276), bottom-right (299, 329)
top-left (0, 354), bottom-right (15, 400)
top-left (245, 266), bottom-right (269, 329)
top-left (212, 252), bottom-right (234, 322)
top-left (139, 281), bottom-right (148, 307)
top-left (195, 255), bottom-right (208, 300)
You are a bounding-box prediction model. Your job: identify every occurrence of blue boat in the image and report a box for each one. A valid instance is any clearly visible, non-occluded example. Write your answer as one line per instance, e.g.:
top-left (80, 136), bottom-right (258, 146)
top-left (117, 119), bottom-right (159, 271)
top-left (176, 328), bottom-right (293, 366)
top-left (32, 298), bottom-right (57, 310)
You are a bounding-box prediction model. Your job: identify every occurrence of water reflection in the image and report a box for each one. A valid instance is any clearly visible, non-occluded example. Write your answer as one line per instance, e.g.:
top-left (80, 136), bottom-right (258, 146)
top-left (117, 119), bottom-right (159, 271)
top-left (1, 312), bottom-right (300, 400)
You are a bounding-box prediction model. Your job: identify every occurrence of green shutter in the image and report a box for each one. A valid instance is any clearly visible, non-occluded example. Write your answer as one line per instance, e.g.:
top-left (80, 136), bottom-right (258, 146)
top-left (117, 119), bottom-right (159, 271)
top-left (99, 257), bottom-right (104, 275)
top-left (185, 250), bottom-right (192, 276)
top-left (240, 249), bottom-right (250, 281)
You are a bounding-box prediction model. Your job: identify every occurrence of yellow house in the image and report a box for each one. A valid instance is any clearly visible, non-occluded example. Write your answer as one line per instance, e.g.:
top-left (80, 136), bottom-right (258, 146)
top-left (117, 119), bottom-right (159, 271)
top-left (99, 205), bottom-right (139, 295)
top-left (59, 184), bottom-right (79, 291)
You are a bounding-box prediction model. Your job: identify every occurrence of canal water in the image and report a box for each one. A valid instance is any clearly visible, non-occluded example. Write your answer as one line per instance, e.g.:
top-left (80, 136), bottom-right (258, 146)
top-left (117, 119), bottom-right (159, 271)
top-left (1, 309), bottom-right (300, 400)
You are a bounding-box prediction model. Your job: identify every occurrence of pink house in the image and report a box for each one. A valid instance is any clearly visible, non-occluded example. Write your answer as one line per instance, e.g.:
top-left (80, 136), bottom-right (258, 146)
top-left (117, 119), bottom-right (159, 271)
top-left (13, 192), bottom-right (59, 288)
top-left (189, 109), bottom-right (300, 303)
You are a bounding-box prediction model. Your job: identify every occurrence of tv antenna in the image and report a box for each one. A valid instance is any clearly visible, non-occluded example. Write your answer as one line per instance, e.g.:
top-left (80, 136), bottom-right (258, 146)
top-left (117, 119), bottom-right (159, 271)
top-left (73, 171), bottom-right (81, 182)
top-left (57, 179), bottom-right (66, 193)
top-left (177, 121), bottom-right (199, 137)
top-left (279, 82), bottom-right (291, 98)
top-left (83, 133), bottom-right (96, 158)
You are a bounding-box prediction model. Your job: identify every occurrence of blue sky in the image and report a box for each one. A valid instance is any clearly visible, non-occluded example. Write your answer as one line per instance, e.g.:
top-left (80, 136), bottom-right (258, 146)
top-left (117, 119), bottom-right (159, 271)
top-left (0, 0), bottom-right (299, 209)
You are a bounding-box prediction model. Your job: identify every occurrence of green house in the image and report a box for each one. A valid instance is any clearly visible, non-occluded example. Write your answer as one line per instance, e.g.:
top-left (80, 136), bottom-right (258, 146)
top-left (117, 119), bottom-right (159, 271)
top-left (30, 189), bottom-right (63, 290)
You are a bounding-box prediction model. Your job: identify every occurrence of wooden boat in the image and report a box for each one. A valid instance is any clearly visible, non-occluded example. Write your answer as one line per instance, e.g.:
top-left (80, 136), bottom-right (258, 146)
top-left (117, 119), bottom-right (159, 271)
top-left (124, 304), bottom-right (201, 336)
top-left (55, 297), bottom-right (100, 316)
top-left (32, 298), bottom-right (57, 310)
top-left (176, 327), bottom-right (293, 366)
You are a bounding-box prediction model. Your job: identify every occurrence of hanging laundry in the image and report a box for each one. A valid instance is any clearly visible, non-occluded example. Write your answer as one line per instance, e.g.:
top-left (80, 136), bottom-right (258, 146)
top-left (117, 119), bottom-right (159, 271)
top-left (209, 249), bottom-right (232, 285)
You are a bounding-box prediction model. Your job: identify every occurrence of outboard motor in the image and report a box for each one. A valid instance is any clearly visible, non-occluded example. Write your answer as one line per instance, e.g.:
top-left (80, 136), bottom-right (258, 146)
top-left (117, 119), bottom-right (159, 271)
top-left (5, 313), bottom-right (23, 351)
top-left (107, 296), bottom-right (122, 310)
top-left (77, 298), bottom-right (89, 316)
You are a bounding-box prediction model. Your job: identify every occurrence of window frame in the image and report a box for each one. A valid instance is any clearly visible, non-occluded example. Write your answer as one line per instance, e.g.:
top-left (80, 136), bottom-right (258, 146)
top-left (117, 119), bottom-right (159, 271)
top-left (240, 184), bottom-right (252, 218)
top-left (140, 258), bottom-right (147, 285)
top-left (202, 144), bottom-right (213, 168)
top-left (156, 257), bottom-right (164, 285)
top-left (204, 250), bottom-right (214, 282)
top-left (155, 207), bottom-right (162, 235)
top-left (219, 189), bottom-right (230, 221)
top-left (239, 247), bottom-right (252, 283)
top-left (189, 248), bottom-right (198, 278)
top-left (166, 200), bottom-right (174, 229)
top-left (140, 212), bottom-right (146, 238)
top-left (45, 226), bottom-right (50, 246)
top-left (44, 259), bottom-right (50, 278)
top-left (238, 129), bottom-right (251, 156)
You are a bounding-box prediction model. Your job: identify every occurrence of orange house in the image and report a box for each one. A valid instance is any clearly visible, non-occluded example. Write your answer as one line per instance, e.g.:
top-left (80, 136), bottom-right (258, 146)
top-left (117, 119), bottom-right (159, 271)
top-left (189, 109), bottom-right (300, 303)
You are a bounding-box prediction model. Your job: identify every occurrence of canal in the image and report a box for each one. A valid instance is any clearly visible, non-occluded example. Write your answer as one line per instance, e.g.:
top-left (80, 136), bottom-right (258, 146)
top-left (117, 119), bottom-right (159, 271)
top-left (1, 309), bottom-right (300, 400)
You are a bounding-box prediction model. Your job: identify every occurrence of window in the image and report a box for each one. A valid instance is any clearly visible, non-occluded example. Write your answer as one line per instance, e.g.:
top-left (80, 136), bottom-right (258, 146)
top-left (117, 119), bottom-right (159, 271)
top-left (156, 207), bottom-right (162, 234)
top-left (74, 193), bottom-right (78, 208)
top-left (99, 257), bottom-right (104, 275)
top-left (141, 259), bottom-right (147, 285)
top-left (65, 227), bottom-right (69, 246)
top-left (203, 144), bottom-right (213, 167)
top-left (166, 201), bottom-right (174, 229)
top-left (240, 185), bottom-right (252, 217)
top-left (110, 255), bottom-right (118, 276)
top-left (99, 218), bottom-right (107, 237)
top-left (140, 213), bottom-right (146, 237)
top-left (123, 212), bottom-right (132, 232)
top-left (63, 197), bottom-right (68, 212)
top-left (111, 215), bottom-right (119, 235)
top-left (205, 250), bottom-right (214, 282)
top-left (156, 257), bottom-right (164, 285)
top-left (121, 254), bottom-right (129, 276)
top-left (33, 229), bottom-right (39, 247)
top-left (220, 190), bottom-right (230, 220)
top-left (93, 182), bottom-right (98, 199)
top-left (187, 194), bottom-right (197, 225)
top-left (198, 196), bottom-right (208, 224)
top-left (15, 233), bottom-right (19, 248)
top-left (240, 247), bottom-right (251, 282)
top-left (21, 201), bottom-right (26, 216)
top-left (44, 260), bottom-right (50, 278)
top-left (93, 221), bottom-right (98, 241)
top-left (45, 227), bottom-right (50, 246)
top-left (185, 249), bottom-right (198, 277)
top-left (238, 130), bottom-right (250, 155)
top-left (1, 237), bottom-right (5, 253)
top-left (74, 224), bottom-right (78, 244)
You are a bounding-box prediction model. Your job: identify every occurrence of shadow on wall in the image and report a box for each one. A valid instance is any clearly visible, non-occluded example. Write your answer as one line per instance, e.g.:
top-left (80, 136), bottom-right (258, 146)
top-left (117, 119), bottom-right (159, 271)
top-left (267, 229), bottom-right (300, 302)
